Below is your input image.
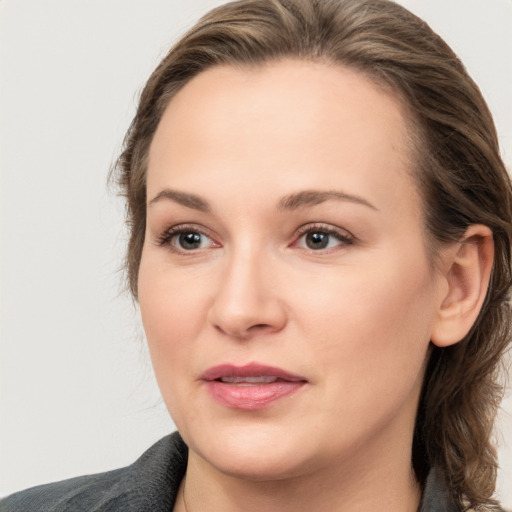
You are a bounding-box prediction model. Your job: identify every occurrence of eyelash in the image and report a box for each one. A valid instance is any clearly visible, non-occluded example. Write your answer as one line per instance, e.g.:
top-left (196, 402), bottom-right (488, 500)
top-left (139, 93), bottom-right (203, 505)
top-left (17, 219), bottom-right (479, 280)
top-left (155, 223), bottom-right (355, 254)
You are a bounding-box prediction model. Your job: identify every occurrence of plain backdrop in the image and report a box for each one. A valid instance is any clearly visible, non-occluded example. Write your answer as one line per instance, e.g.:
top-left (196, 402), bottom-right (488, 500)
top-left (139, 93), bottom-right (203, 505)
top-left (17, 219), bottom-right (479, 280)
top-left (1, 0), bottom-right (511, 505)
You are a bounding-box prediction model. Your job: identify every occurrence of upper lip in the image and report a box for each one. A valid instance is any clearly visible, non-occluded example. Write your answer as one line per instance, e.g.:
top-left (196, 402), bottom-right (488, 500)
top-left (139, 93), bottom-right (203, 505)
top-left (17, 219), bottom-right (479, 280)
top-left (201, 362), bottom-right (307, 382)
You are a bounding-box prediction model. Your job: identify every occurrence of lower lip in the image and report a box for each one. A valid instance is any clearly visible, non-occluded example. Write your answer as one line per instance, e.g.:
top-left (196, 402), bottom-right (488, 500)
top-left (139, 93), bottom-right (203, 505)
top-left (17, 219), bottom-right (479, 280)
top-left (205, 380), bottom-right (305, 410)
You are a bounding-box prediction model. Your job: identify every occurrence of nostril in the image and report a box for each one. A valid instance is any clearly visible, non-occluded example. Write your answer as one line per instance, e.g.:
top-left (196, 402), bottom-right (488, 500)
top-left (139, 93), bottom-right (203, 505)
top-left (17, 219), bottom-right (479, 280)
top-left (248, 323), bottom-right (275, 334)
top-left (214, 321), bottom-right (275, 339)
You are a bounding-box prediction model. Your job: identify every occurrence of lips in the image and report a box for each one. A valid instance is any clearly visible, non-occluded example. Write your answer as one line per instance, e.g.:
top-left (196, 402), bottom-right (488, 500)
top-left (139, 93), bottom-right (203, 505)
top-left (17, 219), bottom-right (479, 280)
top-left (201, 363), bottom-right (307, 410)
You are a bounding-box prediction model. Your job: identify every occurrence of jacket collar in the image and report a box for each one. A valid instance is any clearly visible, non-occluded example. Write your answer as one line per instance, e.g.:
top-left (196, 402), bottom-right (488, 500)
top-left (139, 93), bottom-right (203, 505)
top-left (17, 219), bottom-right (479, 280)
top-left (420, 466), bottom-right (460, 512)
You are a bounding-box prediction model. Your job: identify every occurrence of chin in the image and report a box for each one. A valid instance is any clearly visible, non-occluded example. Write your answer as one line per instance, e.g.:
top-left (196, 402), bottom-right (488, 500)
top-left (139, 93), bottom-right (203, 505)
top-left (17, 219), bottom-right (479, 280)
top-left (203, 446), bottom-right (311, 482)
top-left (182, 421), bottom-right (320, 481)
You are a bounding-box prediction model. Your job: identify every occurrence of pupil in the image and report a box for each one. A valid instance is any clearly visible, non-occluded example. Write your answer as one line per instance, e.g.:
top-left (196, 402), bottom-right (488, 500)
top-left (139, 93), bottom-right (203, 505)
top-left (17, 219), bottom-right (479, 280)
top-left (180, 232), bottom-right (201, 249)
top-left (306, 232), bottom-right (329, 249)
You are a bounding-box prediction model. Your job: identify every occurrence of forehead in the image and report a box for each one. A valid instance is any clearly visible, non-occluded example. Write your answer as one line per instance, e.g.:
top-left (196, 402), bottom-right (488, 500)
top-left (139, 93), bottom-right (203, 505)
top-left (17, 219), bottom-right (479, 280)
top-left (147, 59), bottom-right (420, 221)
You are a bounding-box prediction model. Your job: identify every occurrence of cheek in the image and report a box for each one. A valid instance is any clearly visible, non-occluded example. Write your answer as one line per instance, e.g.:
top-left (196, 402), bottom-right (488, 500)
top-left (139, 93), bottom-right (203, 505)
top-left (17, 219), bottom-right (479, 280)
top-left (138, 261), bottom-right (213, 428)
top-left (138, 257), bottom-right (210, 375)
top-left (139, 244), bottom-right (212, 326)
top-left (293, 258), bottom-right (435, 388)
top-left (293, 265), bottom-right (434, 441)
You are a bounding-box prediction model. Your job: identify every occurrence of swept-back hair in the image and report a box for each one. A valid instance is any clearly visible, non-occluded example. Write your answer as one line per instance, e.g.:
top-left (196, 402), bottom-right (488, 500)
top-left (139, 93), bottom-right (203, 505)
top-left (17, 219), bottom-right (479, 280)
top-left (113, 1), bottom-right (512, 508)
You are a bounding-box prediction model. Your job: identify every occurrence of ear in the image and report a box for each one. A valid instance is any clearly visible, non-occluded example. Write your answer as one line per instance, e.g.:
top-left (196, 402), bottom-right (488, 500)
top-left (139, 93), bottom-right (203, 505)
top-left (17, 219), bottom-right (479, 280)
top-left (431, 225), bottom-right (494, 348)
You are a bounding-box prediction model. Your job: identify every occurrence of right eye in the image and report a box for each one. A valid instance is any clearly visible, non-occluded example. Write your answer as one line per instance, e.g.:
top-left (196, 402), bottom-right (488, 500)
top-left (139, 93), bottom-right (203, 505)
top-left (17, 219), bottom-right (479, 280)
top-left (173, 231), bottom-right (211, 250)
top-left (157, 226), bottom-right (218, 253)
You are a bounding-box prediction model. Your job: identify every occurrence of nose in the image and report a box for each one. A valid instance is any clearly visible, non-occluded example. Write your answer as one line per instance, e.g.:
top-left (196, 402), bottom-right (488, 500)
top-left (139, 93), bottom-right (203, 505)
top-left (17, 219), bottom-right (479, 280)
top-left (207, 248), bottom-right (287, 340)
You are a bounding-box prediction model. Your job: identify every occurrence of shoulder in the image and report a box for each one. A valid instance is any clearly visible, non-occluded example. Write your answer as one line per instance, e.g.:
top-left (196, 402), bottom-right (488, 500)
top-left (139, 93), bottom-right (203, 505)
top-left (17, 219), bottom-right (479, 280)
top-left (0, 432), bottom-right (188, 512)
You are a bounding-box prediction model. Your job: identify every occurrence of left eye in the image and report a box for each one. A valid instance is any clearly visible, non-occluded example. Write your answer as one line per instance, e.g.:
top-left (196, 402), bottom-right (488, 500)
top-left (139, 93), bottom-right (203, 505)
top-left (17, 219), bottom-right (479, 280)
top-left (295, 229), bottom-right (352, 251)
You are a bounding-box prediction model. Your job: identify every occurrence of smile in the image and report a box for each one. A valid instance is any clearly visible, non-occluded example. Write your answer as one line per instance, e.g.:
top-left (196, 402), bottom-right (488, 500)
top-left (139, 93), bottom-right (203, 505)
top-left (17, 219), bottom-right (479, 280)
top-left (201, 363), bottom-right (308, 410)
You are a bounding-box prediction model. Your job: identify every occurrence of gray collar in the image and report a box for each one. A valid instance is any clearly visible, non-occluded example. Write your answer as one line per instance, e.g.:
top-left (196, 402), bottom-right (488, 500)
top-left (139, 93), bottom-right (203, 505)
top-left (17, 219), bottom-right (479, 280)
top-left (420, 466), bottom-right (461, 512)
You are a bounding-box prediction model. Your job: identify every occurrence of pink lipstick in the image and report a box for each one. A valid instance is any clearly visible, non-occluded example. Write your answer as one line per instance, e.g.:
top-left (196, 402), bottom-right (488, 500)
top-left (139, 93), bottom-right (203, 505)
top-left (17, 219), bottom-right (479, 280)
top-left (201, 363), bottom-right (307, 410)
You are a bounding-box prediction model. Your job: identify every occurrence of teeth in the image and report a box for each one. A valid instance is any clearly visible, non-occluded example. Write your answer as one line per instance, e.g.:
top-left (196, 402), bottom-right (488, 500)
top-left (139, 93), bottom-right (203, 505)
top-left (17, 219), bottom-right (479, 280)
top-left (220, 376), bottom-right (279, 384)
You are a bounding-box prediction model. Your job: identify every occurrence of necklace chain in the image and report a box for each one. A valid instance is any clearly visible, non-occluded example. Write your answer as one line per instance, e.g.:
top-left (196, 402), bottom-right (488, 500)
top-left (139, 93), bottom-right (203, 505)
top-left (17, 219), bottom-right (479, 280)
top-left (181, 477), bottom-right (190, 512)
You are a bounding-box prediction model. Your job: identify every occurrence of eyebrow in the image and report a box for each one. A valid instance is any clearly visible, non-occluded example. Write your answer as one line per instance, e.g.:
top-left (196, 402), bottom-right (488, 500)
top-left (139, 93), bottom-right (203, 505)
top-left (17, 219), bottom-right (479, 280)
top-left (148, 188), bottom-right (377, 213)
top-left (148, 189), bottom-right (211, 212)
top-left (278, 190), bottom-right (378, 211)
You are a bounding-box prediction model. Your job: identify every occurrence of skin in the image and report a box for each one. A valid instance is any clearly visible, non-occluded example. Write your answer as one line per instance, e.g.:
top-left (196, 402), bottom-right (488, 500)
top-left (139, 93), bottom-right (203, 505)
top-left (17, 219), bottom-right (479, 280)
top-left (138, 60), bottom-right (492, 511)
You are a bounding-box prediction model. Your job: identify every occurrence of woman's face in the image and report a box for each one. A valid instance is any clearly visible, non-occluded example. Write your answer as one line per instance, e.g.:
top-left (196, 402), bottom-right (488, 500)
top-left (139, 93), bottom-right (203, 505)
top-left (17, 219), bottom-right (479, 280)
top-left (139, 60), bottom-right (447, 480)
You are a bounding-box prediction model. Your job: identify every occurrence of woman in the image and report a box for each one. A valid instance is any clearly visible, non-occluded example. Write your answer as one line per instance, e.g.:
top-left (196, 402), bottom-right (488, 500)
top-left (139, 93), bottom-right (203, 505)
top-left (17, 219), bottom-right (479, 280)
top-left (2, 0), bottom-right (511, 510)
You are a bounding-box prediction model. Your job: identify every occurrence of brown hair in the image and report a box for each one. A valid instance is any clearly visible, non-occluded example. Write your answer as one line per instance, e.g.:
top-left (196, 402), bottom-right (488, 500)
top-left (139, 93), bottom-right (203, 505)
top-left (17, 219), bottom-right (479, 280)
top-left (113, 0), bottom-right (512, 508)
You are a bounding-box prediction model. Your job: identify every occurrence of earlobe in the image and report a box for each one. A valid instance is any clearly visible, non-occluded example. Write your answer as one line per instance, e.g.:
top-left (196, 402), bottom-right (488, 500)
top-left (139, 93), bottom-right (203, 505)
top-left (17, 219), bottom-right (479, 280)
top-left (431, 225), bottom-right (494, 348)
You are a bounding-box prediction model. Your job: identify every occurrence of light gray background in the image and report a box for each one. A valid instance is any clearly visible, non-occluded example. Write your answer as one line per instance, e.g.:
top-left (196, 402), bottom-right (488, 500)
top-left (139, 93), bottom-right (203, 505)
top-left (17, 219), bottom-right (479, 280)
top-left (1, 0), bottom-right (511, 505)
